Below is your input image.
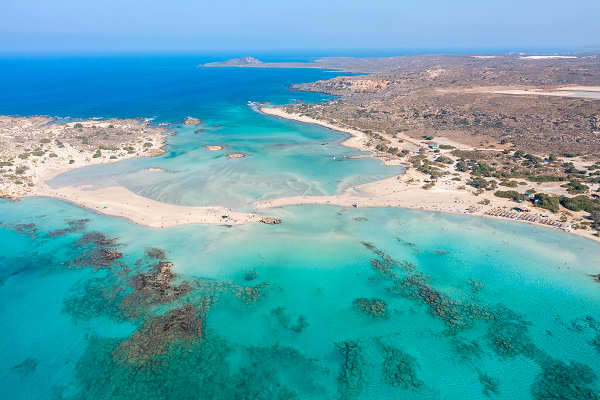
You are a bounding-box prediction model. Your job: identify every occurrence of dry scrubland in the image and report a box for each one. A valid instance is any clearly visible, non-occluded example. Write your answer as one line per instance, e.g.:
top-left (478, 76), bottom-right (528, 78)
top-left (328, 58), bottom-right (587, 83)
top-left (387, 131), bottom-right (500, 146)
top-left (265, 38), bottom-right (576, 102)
top-left (0, 116), bottom-right (168, 198)
top-left (252, 55), bottom-right (600, 239)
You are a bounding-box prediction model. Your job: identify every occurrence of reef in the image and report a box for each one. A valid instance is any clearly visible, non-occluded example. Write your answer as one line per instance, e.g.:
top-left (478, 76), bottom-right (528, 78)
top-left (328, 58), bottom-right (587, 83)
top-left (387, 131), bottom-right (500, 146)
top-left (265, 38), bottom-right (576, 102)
top-left (477, 370), bottom-right (500, 397)
top-left (113, 304), bottom-right (204, 367)
top-left (381, 346), bottom-right (423, 390)
top-left (270, 306), bottom-right (310, 333)
top-left (231, 282), bottom-right (270, 303)
top-left (128, 261), bottom-right (191, 305)
top-left (389, 273), bottom-right (491, 331)
top-left (451, 337), bottom-right (484, 361)
top-left (11, 358), bottom-right (38, 375)
top-left (69, 232), bottom-right (123, 270)
top-left (144, 247), bottom-right (166, 260)
top-left (243, 268), bottom-right (258, 281)
top-left (335, 341), bottom-right (366, 400)
top-left (48, 218), bottom-right (90, 238)
top-left (353, 297), bottom-right (389, 319)
top-left (531, 358), bottom-right (599, 400)
top-left (13, 222), bottom-right (38, 237)
top-left (486, 305), bottom-right (537, 359)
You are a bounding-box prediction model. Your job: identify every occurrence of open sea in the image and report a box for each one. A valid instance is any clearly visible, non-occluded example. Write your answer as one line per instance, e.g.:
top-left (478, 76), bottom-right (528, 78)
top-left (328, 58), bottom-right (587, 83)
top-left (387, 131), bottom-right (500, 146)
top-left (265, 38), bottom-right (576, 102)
top-left (0, 55), bottom-right (599, 399)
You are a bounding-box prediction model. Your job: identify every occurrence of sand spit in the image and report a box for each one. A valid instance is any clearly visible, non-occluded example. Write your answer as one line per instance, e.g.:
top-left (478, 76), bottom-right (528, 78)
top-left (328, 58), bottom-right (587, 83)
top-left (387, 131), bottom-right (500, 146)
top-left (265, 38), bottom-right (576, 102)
top-left (36, 184), bottom-right (268, 228)
top-left (205, 145), bottom-right (224, 151)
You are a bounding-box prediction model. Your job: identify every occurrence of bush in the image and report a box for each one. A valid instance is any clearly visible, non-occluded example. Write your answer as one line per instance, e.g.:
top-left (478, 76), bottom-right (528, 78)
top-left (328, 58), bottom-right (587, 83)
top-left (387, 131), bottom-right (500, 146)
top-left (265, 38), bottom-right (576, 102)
top-left (562, 181), bottom-right (589, 194)
top-left (559, 195), bottom-right (600, 213)
top-left (74, 123), bottom-right (83, 129)
top-left (533, 193), bottom-right (560, 213)
top-left (494, 190), bottom-right (527, 201)
top-left (499, 180), bottom-right (519, 188)
top-left (435, 155), bottom-right (453, 164)
top-left (467, 177), bottom-right (489, 189)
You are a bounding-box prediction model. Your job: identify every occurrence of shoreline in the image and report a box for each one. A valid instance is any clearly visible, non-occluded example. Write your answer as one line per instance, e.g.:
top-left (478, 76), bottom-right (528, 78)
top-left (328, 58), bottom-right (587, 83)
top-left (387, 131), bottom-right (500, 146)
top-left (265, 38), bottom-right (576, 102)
top-left (0, 115), bottom-right (270, 228)
top-left (259, 106), bottom-right (599, 242)
top-left (34, 184), bottom-right (264, 228)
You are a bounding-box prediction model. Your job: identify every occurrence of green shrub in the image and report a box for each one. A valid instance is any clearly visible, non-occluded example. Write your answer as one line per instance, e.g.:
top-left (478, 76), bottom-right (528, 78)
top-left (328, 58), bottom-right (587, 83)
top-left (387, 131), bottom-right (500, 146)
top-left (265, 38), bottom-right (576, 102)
top-left (467, 177), bottom-right (489, 189)
top-left (562, 181), bottom-right (589, 194)
top-left (559, 195), bottom-right (600, 213)
top-left (499, 180), bottom-right (519, 188)
top-left (494, 190), bottom-right (527, 201)
top-left (533, 193), bottom-right (560, 213)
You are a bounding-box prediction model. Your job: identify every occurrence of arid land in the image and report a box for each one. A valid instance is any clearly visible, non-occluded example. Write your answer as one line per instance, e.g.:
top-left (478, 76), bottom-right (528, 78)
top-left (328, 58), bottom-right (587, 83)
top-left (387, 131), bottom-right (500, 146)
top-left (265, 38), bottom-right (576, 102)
top-left (0, 116), bottom-right (277, 227)
top-left (243, 54), bottom-right (600, 240)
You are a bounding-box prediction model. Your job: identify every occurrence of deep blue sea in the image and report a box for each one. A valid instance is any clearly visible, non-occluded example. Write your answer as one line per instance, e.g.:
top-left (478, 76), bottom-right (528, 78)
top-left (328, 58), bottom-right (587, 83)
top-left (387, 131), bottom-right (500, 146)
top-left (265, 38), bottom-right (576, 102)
top-left (1, 55), bottom-right (599, 399)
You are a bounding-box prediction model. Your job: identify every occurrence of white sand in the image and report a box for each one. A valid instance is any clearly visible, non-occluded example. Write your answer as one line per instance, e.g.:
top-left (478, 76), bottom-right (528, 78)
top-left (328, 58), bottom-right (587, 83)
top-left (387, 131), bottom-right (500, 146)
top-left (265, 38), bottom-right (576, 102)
top-left (36, 184), bottom-right (264, 227)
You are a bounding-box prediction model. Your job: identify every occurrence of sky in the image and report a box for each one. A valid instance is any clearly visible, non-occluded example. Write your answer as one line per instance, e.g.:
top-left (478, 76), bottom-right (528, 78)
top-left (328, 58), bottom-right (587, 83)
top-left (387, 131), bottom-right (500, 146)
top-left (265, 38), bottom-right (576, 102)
top-left (1, 0), bottom-right (599, 54)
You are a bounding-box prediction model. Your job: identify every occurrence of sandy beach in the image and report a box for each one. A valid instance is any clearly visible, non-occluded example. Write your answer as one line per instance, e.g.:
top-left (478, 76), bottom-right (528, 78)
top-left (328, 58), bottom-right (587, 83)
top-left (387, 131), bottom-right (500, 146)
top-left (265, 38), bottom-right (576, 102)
top-left (35, 183), bottom-right (263, 227)
top-left (259, 106), bottom-right (599, 242)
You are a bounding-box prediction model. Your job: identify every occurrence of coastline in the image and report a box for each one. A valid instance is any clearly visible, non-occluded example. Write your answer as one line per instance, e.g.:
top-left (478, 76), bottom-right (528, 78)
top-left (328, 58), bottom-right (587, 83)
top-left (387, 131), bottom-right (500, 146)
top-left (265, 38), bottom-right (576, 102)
top-left (0, 115), bottom-right (269, 228)
top-left (34, 184), bottom-right (264, 228)
top-left (259, 106), bottom-right (600, 242)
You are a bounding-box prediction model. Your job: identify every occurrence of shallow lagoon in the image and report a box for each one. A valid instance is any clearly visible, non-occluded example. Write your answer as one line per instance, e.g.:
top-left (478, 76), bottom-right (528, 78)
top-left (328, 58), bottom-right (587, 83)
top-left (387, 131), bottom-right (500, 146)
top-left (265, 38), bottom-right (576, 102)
top-left (1, 199), bottom-right (599, 399)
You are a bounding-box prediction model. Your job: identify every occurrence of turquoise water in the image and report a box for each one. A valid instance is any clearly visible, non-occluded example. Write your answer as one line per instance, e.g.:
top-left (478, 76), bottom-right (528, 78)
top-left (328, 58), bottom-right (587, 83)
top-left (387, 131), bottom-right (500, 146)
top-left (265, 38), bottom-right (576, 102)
top-left (1, 56), bottom-right (599, 399)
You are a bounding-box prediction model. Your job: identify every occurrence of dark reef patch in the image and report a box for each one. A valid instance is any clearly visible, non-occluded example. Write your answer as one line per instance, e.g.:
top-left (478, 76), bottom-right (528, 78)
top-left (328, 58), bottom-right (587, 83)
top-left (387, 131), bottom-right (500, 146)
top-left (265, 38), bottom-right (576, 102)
top-left (335, 340), bottom-right (366, 400)
top-left (381, 345), bottom-right (423, 390)
top-left (11, 358), bottom-right (38, 375)
top-left (353, 297), bottom-right (389, 319)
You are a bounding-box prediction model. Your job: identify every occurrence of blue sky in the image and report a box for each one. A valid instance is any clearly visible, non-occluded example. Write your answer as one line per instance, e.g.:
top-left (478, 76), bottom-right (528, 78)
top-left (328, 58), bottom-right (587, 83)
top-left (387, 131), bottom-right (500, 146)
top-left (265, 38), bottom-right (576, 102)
top-left (1, 0), bottom-right (599, 53)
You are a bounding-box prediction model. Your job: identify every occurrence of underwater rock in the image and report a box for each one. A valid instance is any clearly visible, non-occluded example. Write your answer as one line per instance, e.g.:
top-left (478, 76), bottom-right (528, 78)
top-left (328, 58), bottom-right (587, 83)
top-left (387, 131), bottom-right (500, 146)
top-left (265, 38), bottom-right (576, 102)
top-left (381, 346), bottom-right (423, 390)
top-left (63, 276), bottom-right (128, 321)
top-left (120, 261), bottom-right (192, 318)
top-left (48, 218), bottom-right (89, 237)
top-left (335, 341), bottom-right (366, 400)
top-left (11, 358), bottom-right (38, 375)
top-left (451, 337), bottom-right (484, 361)
top-left (231, 282), bottom-right (270, 303)
top-left (13, 223), bottom-right (38, 237)
top-left (531, 358), bottom-right (599, 400)
top-left (259, 217), bottom-right (282, 225)
top-left (244, 268), bottom-right (258, 281)
top-left (69, 232), bottom-right (123, 269)
top-left (183, 117), bottom-right (202, 125)
top-left (144, 247), bottom-right (166, 260)
top-left (353, 297), bottom-right (389, 319)
top-left (591, 333), bottom-right (600, 354)
top-left (114, 304), bottom-right (203, 367)
top-left (389, 273), bottom-right (491, 331)
top-left (74, 333), bottom-right (234, 399)
top-left (270, 306), bottom-right (310, 333)
top-left (486, 306), bottom-right (537, 359)
top-left (477, 370), bottom-right (500, 397)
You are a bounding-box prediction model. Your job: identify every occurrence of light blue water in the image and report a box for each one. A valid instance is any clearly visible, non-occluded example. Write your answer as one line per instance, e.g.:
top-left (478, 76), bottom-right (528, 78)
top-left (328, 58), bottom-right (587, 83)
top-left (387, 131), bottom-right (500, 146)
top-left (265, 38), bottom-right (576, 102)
top-left (0, 55), bottom-right (599, 399)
